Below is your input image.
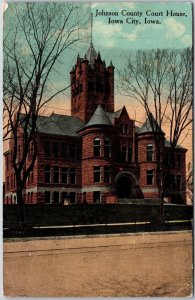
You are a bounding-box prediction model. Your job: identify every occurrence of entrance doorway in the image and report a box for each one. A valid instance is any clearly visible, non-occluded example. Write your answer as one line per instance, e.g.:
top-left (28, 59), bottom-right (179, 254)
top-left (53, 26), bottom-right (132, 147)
top-left (116, 176), bottom-right (132, 198)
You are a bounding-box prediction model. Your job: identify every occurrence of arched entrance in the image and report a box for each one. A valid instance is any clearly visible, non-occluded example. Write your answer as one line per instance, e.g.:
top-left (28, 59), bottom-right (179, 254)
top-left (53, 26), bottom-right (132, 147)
top-left (116, 176), bottom-right (132, 198)
top-left (114, 171), bottom-right (144, 199)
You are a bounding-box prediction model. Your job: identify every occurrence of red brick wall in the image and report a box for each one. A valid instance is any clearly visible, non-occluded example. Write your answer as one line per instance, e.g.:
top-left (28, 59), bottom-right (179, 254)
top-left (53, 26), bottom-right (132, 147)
top-left (4, 108), bottom-right (188, 205)
top-left (137, 132), bottom-right (163, 198)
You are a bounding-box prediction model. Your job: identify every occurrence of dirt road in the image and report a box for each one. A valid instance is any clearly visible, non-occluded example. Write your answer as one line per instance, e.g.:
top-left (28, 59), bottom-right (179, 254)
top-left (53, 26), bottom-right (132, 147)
top-left (3, 231), bottom-right (193, 297)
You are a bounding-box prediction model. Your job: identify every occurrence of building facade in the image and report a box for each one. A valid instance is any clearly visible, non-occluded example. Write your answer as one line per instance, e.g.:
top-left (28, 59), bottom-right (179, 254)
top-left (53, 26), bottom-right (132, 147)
top-left (4, 43), bottom-right (187, 205)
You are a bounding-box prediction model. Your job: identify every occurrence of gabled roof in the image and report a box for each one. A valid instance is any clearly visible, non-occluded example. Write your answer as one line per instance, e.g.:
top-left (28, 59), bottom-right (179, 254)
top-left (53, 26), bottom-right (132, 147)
top-left (80, 105), bottom-right (112, 130)
top-left (85, 42), bottom-right (98, 66)
top-left (20, 113), bottom-right (84, 137)
top-left (137, 113), bottom-right (164, 134)
top-left (38, 113), bottom-right (84, 137)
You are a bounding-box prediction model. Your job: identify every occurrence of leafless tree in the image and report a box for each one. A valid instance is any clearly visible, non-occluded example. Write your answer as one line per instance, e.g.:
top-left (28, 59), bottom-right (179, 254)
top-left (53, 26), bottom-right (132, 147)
top-left (118, 48), bottom-right (192, 222)
top-left (186, 163), bottom-right (193, 203)
top-left (3, 2), bottom-right (89, 226)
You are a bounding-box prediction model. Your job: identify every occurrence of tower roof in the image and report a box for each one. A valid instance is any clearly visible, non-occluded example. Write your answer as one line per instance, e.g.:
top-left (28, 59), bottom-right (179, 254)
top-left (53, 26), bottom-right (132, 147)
top-left (137, 113), bottom-right (164, 134)
top-left (80, 105), bottom-right (112, 130)
top-left (85, 42), bottom-right (98, 66)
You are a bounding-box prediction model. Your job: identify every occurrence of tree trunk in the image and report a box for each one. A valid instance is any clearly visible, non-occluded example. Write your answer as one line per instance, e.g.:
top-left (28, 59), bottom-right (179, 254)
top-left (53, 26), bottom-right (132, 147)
top-left (16, 187), bottom-right (25, 230)
top-left (160, 191), bottom-right (165, 223)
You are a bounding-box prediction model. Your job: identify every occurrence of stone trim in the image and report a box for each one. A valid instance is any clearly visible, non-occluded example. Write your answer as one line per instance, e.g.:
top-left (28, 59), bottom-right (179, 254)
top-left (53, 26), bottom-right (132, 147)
top-left (141, 188), bottom-right (158, 193)
top-left (37, 187), bottom-right (81, 193)
top-left (81, 186), bottom-right (111, 193)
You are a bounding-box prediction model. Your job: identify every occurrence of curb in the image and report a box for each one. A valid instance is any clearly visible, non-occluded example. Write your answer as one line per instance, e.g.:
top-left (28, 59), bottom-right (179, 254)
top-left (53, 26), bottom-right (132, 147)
top-left (3, 229), bottom-right (192, 243)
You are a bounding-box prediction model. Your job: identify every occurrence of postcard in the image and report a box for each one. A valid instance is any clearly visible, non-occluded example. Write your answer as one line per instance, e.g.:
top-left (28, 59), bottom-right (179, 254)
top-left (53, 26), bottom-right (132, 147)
top-left (3, 1), bottom-right (193, 297)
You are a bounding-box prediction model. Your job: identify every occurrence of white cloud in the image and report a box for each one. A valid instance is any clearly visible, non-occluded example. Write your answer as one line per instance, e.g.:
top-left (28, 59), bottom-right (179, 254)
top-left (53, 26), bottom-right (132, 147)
top-left (164, 17), bottom-right (192, 46)
top-left (164, 18), bottom-right (185, 39)
top-left (118, 30), bottom-right (138, 42)
top-left (93, 20), bottom-right (123, 48)
top-left (94, 20), bottom-right (122, 36)
top-left (93, 19), bottom-right (138, 48)
top-left (181, 34), bottom-right (192, 46)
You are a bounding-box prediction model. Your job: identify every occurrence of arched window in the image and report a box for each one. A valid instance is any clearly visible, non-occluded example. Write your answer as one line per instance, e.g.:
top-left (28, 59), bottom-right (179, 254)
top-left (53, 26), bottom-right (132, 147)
top-left (94, 138), bottom-right (101, 157)
top-left (104, 139), bottom-right (111, 158)
top-left (147, 144), bottom-right (153, 161)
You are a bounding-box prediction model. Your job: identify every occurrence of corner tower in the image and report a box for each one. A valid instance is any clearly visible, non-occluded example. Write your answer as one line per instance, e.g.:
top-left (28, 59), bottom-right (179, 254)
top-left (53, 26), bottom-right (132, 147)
top-left (70, 43), bottom-right (114, 123)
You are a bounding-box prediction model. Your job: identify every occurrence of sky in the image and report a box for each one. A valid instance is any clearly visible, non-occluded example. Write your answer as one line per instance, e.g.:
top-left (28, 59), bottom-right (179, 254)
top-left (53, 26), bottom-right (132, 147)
top-left (38, 1), bottom-right (192, 114)
top-left (91, 2), bottom-right (192, 51)
top-left (3, 1), bottom-right (193, 162)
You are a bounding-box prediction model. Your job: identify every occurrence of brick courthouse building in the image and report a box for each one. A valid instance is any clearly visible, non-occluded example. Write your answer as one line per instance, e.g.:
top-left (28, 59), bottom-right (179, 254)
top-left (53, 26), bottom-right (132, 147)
top-left (4, 43), bottom-right (187, 205)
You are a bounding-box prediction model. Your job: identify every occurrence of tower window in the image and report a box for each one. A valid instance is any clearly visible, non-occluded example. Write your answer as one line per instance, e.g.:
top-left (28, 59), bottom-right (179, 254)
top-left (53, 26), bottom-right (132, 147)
top-left (147, 144), bottom-right (154, 162)
top-left (128, 147), bottom-right (132, 162)
top-left (147, 170), bottom-right (154, 185)
top-left (70, 168), bottom-right (76, 184)
top-left (94, 138), bottom-right (101, 157)
top-left (94, 166), bottom-right (101, 183)
top-left (170, 174), bottom-right (182, 188)
top-left (53, 167), bottom-right (59, 183)
top-left (104, 166), bottom-right (111, 183)
top-left (121, 146), bottom-right (127, 162)
top-left (45, 166), bottom-right (51, 183)
top-left (61, 168), bottom-right (68, 184)
top-left (104, 139), bottom-right (111, 158)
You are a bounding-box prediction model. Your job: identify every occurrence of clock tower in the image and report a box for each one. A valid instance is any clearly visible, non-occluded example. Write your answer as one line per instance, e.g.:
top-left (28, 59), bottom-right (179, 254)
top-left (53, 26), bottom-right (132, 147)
top-left (70, 43), bottom-right (114, 123)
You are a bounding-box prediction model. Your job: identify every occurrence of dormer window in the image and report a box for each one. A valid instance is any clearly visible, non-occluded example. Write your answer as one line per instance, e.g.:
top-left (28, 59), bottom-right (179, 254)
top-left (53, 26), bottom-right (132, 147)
top-left (94, 138), bottom-right (101, 157)
top-left (120, 124), bottom-right (129, 135)
top-left (147, 144), bottom-right (154, 161)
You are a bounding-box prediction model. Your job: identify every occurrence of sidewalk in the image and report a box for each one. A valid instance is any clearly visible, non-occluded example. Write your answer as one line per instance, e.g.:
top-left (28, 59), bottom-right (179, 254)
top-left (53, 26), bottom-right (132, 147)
top-left (4, 230), bottom-right (192, 254)
top-left (3, 231), bottom-right (193, 297)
